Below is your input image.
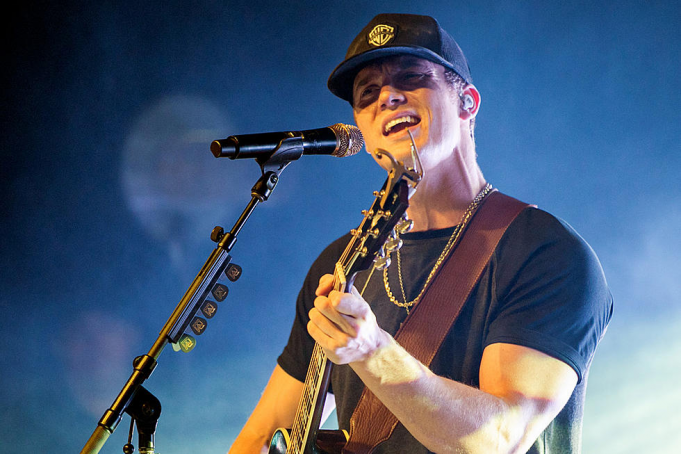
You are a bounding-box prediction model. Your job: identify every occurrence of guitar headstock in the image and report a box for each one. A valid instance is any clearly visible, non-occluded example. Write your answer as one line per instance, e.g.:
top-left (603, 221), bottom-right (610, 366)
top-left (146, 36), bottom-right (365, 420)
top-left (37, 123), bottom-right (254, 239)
top-left (339, 148), bottom-right (422, 289)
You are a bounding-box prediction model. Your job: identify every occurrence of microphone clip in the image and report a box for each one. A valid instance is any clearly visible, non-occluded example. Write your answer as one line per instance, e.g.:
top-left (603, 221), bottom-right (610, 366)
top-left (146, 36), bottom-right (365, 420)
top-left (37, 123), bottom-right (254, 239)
top-left (254, 134), bottom-right (305, 174)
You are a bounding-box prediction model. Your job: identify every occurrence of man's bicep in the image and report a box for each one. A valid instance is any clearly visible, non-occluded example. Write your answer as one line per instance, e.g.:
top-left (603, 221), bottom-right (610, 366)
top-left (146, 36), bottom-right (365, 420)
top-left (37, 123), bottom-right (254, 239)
top-left (478, 343), bottom-right (577, 449)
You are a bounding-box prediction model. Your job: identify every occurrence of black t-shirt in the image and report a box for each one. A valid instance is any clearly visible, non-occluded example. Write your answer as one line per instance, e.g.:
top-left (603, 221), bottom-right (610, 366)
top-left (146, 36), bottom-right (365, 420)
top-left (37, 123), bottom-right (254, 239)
top-left (278, 207), bottom-right (613, 453)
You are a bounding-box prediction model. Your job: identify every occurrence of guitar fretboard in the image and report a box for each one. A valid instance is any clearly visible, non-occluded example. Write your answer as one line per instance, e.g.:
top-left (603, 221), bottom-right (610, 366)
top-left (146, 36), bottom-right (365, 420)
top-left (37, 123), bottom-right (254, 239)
top-left (289, 342), bottom-right (329, 453)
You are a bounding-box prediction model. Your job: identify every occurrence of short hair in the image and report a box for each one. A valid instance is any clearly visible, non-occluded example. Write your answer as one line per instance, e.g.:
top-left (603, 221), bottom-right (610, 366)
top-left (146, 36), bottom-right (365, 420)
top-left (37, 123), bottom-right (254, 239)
top-left (443, 68), bottom-right (467, 94)
top-left (444, 68), bottom-right (476, 140)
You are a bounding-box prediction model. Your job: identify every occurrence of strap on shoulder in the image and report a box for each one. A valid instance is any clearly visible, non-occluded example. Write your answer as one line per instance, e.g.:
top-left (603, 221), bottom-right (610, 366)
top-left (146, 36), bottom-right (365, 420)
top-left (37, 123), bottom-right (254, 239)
top-left (342, 190), bottom-right (532, 454)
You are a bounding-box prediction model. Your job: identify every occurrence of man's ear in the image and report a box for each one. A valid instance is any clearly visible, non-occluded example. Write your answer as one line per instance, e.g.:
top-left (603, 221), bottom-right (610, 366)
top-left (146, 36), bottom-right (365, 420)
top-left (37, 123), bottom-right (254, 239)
top-left (459, 85), bottom-right (481, 120)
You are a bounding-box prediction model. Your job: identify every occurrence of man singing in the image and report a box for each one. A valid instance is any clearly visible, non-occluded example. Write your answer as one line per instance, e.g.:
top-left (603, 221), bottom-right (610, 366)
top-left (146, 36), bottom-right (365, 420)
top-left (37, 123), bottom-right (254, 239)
top-left (229, 13), bottom-right (612, 453)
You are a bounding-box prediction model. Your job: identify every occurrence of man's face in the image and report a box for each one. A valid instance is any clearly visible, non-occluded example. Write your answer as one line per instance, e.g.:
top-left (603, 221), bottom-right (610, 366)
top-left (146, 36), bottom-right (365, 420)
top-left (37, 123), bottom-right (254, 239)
top-left (352, 56), bottom-right (463, 171)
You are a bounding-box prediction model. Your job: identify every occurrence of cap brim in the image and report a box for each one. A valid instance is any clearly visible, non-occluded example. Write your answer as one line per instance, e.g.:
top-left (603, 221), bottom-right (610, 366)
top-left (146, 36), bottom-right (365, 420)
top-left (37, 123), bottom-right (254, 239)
top-left (327, 45), bottom-right (461, 103)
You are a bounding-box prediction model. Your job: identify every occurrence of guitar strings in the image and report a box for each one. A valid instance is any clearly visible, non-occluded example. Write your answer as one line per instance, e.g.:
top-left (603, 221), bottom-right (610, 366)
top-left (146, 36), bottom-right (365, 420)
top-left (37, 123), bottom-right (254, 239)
top-left (289, 215), bottom-right (370, 452)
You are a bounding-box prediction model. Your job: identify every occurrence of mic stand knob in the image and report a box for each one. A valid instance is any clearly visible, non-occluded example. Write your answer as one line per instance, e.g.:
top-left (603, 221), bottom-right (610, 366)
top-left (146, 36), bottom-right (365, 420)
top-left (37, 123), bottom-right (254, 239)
top-left (211, 226), bottom-right (225, 243)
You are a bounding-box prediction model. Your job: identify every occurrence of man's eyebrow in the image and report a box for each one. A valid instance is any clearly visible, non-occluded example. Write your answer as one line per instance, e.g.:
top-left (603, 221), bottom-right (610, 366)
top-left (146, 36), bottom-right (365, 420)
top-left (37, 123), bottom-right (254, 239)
top-left (353, 59), bottom-right (434, 94)
top-left (353, 72), bottom-right (376, 91)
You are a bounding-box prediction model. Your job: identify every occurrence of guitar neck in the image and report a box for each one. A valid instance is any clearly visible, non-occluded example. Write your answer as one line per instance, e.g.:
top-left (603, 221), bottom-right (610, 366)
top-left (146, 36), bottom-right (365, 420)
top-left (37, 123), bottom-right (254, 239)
top-left (289, 342), bottom-right (333, 454)
top-left (285, 162), bottom-right (416, 454)
top-left (289, 262), bottom-right (351, 453)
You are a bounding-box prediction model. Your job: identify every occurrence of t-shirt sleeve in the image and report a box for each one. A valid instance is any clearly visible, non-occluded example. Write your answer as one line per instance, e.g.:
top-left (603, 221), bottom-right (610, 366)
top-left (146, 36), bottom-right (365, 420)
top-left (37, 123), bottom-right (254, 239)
top-left (483, 208), bottom-right (613, 383)
top-left (277, 234), bottom-right (352, 383)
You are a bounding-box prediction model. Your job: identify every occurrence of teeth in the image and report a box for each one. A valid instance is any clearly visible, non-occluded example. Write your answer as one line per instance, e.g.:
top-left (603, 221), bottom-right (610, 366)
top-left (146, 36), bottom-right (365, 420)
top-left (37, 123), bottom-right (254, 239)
top-left (384, 116), bottom-right (418, 134)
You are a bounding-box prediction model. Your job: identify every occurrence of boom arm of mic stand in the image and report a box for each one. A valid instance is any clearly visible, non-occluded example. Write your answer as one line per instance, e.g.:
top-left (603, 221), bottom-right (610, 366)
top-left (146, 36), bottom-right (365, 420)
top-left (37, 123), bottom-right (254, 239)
top-left (80, 166), bottom-right (283, 454)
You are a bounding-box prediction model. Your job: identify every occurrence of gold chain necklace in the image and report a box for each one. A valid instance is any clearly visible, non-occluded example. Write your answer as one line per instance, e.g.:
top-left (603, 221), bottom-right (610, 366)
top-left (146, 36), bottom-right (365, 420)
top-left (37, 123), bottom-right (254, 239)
top-left (383, 183), bottom-right (493, 313)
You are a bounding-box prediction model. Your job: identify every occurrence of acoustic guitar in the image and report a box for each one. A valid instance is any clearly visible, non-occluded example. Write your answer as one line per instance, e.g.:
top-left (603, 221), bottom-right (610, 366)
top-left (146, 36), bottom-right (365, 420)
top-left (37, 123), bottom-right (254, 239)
top-left (269, 149), bottom-right (421, 454)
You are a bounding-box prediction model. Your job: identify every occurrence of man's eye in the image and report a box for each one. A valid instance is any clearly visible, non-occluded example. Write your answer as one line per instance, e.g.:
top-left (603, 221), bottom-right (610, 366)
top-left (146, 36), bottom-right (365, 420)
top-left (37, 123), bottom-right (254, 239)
top-left (402, 72), bottom-right (426, 82)
top-left (360, 86), bottom-right (377, 98)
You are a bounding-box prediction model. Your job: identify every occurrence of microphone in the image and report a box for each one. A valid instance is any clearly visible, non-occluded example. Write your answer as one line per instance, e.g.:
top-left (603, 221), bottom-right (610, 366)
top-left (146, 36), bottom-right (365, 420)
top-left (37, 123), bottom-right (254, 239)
top-left (210, 123), bottom-right (364, 160)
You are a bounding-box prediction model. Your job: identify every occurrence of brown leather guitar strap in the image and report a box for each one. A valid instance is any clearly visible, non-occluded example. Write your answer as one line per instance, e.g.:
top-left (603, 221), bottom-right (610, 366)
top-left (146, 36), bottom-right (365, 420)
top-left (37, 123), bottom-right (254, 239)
top-left (342, 190), bottom-right (532, 454)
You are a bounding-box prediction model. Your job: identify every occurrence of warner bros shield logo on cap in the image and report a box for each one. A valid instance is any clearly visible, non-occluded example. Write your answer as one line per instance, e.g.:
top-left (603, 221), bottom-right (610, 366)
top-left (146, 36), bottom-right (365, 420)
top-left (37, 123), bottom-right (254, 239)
top-left (367, 24), bottom-right (396, 47)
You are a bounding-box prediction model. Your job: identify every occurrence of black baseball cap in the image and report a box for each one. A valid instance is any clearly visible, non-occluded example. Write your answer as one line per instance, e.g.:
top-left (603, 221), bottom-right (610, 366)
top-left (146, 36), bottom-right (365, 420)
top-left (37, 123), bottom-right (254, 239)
top-left (328, 13), bottom-right (472, 103)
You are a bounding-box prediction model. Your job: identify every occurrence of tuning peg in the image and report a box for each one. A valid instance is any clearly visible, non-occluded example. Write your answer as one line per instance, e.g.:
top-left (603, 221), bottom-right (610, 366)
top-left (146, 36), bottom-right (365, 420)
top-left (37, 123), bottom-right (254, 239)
top-left (396, 215), bottom-right (414, 234)
top-left (373, 255), bottom-right (391, 270)
top-left (384, 233), bottom-right (403, 253)
top-left (373, 247), bottom-right (392, 270)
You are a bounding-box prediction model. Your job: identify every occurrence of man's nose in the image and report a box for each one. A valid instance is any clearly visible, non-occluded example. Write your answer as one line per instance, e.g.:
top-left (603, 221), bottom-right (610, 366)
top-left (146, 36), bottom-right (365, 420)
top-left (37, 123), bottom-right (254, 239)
top-left (379, 85), bottom-right (406, 110)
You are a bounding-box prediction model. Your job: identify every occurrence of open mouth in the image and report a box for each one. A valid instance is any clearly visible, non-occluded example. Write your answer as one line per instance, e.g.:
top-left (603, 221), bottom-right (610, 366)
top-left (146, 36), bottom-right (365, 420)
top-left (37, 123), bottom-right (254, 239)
top-left (383, 115), bottom-right (421, 136)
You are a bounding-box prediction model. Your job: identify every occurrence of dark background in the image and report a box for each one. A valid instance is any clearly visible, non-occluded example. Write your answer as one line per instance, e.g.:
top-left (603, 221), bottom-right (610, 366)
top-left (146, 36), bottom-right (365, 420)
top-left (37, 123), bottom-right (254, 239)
top-left (2, 1), bottom-right (680, 452)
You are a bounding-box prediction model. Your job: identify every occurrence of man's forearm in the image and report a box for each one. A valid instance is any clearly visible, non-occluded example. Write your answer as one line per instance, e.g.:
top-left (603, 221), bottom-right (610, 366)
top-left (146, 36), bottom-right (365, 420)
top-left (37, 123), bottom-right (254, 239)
top-left (349, 335), bottom-right (525, 454)
top-left (228, 365), bottom-right (305, 454)
top-left (229, 429), bottom-right (269, 454)
top-left (309, 277), bottom-right (575, 453)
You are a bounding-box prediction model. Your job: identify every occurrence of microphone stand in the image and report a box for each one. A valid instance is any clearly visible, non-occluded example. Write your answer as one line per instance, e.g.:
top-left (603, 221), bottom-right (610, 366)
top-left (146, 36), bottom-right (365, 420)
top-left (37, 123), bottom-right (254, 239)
top-left (80, 143), bottom-right (299, 454)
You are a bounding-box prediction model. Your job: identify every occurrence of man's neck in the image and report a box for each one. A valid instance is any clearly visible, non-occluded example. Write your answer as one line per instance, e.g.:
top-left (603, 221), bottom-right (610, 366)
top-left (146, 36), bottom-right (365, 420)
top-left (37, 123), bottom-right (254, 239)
top-left (406, 145), bottom-right (486, 232)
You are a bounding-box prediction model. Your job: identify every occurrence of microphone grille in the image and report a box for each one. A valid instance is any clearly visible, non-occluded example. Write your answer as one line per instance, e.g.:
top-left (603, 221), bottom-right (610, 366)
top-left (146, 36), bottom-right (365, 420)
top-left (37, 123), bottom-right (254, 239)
top-left (329, 123), bottom-right (364, 157)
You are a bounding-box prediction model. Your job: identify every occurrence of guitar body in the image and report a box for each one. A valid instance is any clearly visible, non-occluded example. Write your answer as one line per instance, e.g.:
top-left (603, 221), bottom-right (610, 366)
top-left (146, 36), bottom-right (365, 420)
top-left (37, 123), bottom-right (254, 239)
top-left (268, 428), bottom-right (349, 454)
